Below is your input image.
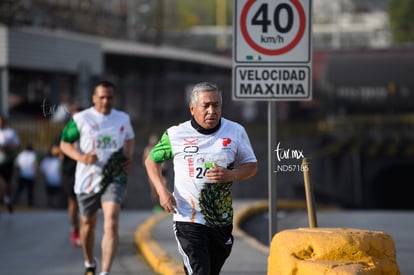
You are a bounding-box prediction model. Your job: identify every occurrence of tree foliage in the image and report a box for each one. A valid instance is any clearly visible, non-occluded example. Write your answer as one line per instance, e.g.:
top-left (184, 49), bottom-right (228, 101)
top-left (388, 0), bottom-right (414, 42)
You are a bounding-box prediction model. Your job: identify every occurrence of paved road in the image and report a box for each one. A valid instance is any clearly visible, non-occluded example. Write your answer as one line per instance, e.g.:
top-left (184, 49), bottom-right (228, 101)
top-left (0, 209), bottom-right (156, 275)
top-left (3, 204), bottom-right (413, 275)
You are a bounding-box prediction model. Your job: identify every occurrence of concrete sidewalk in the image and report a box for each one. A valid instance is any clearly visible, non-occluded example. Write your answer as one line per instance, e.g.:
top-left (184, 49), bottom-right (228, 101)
top-left (135, 199), bottom-right (414, 275)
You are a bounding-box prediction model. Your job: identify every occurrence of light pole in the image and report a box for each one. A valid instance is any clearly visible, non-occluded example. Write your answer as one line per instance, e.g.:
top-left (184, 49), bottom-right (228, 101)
top-left (216, 0), bottom-right (227, 50)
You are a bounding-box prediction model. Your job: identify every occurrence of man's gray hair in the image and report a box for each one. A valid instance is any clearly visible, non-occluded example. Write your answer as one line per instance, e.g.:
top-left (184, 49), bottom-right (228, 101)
top-left (190, 82), bottom-right (222, 105)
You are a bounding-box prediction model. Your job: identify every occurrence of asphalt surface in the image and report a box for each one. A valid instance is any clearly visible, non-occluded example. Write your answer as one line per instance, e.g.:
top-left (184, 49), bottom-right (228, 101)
top-left (0, 209), bottom-right (156, 275)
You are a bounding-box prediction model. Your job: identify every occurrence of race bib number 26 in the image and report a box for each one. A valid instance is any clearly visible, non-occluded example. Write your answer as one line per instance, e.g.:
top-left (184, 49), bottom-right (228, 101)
top-left (193, 153), bottom-right (227, 183)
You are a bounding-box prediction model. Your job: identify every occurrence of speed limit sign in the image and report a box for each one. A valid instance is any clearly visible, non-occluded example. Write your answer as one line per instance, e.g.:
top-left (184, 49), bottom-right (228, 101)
top-left (235, 0), bottom-right (311, 63)
top-left (233, 0), bottom-right (312, 100)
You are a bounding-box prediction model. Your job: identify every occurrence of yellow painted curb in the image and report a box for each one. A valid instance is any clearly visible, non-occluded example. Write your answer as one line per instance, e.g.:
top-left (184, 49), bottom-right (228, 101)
top-left (135, 212), bottom-right (184, 275)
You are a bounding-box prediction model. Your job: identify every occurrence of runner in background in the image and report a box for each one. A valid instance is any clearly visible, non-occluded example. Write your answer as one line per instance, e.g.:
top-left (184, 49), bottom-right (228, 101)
top-left (52, 102), bottom-right (83, 246)
top-left (0, 115), bottom-right (20, 214)
top-left (60, 81), bottom-right (135, 275)
top-left (40, 145), bottom-right (63, 209)
top-left (14, 143), bottom-right (38, 207)
top-left (142, 133), bottom-right (168, 213)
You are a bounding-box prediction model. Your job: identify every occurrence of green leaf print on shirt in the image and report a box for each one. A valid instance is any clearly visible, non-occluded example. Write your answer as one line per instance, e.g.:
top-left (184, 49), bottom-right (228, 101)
top-left (100, 147), bottom-right (128, 191)
top-left (199, 182), bottom-right (233, 227)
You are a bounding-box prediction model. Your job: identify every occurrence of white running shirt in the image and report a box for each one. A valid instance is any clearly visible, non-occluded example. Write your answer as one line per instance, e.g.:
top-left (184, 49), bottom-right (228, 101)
top-left (40, 156), bottom-right (61, 186)
top-left (16, 150), bottom-right (37, 179)
top-left (150, 118), bottom-right (257, 227)
top-left (61, 107), bottom-right (135, 194)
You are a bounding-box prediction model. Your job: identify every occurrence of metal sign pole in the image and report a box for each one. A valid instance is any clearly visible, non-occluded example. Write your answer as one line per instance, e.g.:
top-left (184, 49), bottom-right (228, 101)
top-left (268, 101), bottom-right (278, 243)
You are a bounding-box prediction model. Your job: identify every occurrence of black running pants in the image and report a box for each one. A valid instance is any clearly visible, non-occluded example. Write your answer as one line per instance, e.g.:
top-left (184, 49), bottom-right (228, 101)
top-left (174, 221), bottom-right (234, 275)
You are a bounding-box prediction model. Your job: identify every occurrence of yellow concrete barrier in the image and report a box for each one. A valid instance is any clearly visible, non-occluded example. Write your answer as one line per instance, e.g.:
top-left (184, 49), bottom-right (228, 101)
top-left (268, 227), bottom-right (400, 275)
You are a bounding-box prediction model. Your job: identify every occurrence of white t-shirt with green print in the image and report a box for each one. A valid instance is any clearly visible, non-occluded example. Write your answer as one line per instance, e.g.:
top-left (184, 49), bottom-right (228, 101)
top-left (61, 107), bottom-right (135, 194)
top-left (149, 118), bottom-right (257, 227)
